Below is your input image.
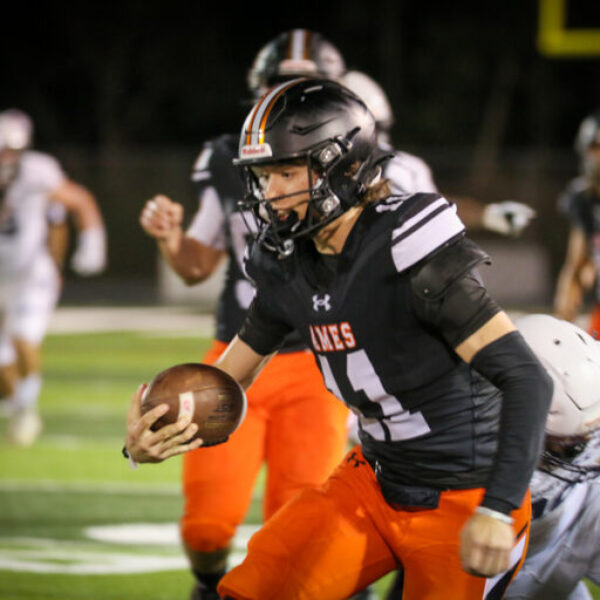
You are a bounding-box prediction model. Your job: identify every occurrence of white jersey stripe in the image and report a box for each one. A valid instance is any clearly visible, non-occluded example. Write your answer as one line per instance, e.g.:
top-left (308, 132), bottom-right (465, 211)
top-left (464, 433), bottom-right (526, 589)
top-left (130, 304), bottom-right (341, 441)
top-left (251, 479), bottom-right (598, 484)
top-left (392, 197), bottom-right (450, 240)
top-left (391, 204), bottom-right (465, 273)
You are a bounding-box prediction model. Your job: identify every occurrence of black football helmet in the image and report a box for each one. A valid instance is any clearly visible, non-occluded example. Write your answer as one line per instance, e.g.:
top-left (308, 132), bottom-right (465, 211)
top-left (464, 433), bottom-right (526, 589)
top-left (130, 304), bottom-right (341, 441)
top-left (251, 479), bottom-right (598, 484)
top-left (235, 78), bottom-right (389, 256)
top-left (247, 30), bottom-right (346, 98)
top-left (575, 110), bottom-right (600, 181)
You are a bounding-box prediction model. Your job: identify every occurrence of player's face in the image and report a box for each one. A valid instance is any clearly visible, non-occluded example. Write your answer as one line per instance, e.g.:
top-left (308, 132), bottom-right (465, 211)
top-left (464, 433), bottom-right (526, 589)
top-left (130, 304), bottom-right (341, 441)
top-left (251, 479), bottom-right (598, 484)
top-left (251, 163), bottom-right (315, 223)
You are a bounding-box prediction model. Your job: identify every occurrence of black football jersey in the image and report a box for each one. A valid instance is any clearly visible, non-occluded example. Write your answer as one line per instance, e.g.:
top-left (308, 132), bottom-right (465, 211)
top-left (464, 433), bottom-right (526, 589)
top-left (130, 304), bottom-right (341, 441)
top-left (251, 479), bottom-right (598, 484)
top-left (243, 193), bottom-right (504, 489)
top-left (558, 176), bottom-right (600, 301)
top-left (189, 134), bottom-right (304, 350)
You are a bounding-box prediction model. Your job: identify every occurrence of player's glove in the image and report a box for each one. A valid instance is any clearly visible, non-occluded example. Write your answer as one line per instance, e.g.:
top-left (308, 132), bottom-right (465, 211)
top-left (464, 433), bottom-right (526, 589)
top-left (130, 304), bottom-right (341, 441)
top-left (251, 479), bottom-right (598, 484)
top-left (482, 201), bottom-right (535, 236)
top-left (71, 227), bottom-right (107, 275)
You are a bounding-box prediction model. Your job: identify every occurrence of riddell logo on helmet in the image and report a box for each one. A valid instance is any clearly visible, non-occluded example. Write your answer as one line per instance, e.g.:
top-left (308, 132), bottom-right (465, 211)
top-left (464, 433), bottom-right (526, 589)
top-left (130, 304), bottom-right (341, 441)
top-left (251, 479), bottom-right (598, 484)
top-left (241, 144), bottom-right (272, 158)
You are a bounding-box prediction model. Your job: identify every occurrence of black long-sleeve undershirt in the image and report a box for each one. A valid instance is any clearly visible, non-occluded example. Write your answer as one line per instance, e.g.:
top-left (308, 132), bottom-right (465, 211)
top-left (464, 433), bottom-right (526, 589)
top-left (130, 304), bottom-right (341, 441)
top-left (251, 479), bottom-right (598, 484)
top-left (471, 331), bottom-right (553, 513)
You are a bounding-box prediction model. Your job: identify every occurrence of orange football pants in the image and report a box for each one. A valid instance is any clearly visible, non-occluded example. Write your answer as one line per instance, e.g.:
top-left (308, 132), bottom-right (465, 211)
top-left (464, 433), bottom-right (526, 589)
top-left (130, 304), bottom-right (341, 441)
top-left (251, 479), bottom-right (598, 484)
top-left (180, 340), bottom-right (349, 553)
top-left (218, 446), bottom-right (531, 600)
top-left (589, 303), bottom-right (600, 340)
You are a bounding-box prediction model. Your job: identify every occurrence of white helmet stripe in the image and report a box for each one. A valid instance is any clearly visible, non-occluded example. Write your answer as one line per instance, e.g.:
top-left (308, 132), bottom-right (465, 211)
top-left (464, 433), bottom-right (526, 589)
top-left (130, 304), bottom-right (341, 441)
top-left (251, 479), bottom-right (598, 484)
top-left (289, 29), bottom-right (308, 59)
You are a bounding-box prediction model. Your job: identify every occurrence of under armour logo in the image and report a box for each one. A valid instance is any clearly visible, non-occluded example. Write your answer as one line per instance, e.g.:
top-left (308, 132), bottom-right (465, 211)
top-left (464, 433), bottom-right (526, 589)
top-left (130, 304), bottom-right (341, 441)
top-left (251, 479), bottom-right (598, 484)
top-left (346, 451), bottom-right (366, 468)
top-left (312, 294), bottom-right (332, 312)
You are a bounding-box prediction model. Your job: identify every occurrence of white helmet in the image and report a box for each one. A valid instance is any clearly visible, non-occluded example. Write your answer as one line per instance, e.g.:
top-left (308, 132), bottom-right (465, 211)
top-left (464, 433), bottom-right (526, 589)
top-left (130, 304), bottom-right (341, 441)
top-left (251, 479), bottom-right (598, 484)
top-left (515, 313), bottom-right (600, 437)
top-left (0, 109), bottom-right (33, 151)
top-left (339, 70), bottom-right (394, 133)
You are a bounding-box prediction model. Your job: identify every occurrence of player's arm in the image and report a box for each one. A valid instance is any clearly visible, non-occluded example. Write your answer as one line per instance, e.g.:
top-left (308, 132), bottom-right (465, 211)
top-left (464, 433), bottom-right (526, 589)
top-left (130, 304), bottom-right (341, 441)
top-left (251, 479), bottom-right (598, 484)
top-left (50, 179), bottom-right (107, 275)
top-left (554, 227), bottom-right (590, 321)
top-left (125, 296), bottom-right (289, 464)
top-left (140, 194), bottom-right (226, 284)
top-left (213, 336), bottom-right (276, 391)
top-left (410, 237), bottom-right (552, 576)
top-left (217, 293), bottom-right (293, 389)
top-left (47, 221), bottom-right (69, 269)
top-left (45, 202), bottom-right (69, 269)
top-left (452, 195), bottom-right (535, 236)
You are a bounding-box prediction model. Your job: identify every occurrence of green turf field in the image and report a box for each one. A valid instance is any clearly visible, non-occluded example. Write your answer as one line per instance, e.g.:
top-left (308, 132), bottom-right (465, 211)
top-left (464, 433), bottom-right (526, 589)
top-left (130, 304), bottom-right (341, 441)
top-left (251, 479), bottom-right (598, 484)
top-left (0, 329), bottom-right (597, 599)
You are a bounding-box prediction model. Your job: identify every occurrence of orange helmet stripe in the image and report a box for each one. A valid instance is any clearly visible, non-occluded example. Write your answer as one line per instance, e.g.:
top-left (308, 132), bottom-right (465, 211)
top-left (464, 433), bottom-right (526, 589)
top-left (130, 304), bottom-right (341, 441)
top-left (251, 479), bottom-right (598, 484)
top-left (245, 79), bottom-right (304, 146)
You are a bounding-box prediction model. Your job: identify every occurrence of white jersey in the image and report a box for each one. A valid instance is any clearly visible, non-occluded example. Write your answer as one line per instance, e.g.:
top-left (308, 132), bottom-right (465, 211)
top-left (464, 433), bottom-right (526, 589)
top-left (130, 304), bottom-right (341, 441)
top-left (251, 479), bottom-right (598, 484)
top-left (505, 432), bottom-right (600, 599)
top-left (0, 151), bottom-right (65, 281)
top-left (384, 150), bottom-right (438, 195)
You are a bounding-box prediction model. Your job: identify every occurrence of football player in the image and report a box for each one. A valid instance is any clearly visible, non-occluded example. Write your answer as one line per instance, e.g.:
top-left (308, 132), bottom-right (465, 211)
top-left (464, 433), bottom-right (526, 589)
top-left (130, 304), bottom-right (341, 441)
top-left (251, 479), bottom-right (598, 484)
top-left (504, 314), bottom-right (600, 600)
top-left (139, 30), bottom-right (352, 600)
top-left (386, 314), bottom-right (600, 600)
top-left (127, 78), bottom-right (552, 599)
top-left (554, 110), bottom-right (600, 337)
top-left (0, 108), bottom-right (106, 445)
top-left (339, 69), bottom-right (536, 236)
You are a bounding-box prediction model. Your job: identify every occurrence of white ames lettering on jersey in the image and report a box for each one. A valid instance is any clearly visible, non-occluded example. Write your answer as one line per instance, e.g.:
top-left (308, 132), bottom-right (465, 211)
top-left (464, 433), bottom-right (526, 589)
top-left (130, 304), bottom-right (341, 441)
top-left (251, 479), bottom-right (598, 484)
top-left (318, 349), bottom-right (431, 442)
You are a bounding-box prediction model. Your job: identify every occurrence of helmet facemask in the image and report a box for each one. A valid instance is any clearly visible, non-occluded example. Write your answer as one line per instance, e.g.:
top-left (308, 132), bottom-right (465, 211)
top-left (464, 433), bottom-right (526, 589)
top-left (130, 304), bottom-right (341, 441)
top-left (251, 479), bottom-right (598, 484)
top-left (238, 133), bottom-right (380, 257)
top-left (540, 433), bottom-right (600, 483)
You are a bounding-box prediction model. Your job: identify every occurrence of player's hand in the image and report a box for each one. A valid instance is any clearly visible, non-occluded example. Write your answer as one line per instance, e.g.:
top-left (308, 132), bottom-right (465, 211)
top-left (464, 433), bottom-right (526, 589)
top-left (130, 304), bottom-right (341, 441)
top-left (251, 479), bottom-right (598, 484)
top-left (124, 384), bottom-right (203, 463)
top-left (71, 227), bottom-right (107, 275)
top-left (459, 512), bottom-right (514, 577)
top-left (139, 195), bottom-right (184, 240)
top-left (482, 201), bottom-right (536, 236)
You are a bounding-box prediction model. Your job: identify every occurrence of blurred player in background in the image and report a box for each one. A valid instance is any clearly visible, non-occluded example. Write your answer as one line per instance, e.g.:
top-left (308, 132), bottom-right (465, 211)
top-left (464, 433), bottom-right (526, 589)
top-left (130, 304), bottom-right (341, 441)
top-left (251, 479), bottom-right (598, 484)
top-left (554, 110), bottom-right (600, 337)
top-left (0, 108), bottom-right (107, 446)
top-left (129, 77), bottom-right (552, 600)
top-left (338, 69), bottom-right (535, 237)
top-left (504, 314), bottom-right (600, 600)
top-left (140, 31), bottom-right (352, 600)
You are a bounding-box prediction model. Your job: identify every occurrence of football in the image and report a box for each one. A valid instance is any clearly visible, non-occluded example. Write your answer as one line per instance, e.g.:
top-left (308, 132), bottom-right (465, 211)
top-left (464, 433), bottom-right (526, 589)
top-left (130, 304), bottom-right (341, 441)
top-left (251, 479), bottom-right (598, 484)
top-left (140, 362), bottom-right (247, 446)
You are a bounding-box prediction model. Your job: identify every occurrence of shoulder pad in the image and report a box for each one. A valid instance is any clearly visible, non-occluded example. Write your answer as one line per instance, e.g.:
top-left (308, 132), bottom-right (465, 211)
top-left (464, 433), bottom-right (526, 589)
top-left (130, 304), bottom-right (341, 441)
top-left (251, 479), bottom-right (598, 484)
top-left (410, 237), bottom-right (490, 300)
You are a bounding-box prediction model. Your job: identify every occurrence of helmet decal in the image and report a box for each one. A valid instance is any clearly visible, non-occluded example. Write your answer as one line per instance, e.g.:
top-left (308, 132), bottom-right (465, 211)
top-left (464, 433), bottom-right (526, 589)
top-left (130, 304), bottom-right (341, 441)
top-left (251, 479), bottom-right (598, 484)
top-left (244, 79), bottom-right (304, 147)
top-left (285, 29), bottom-right (312, 60)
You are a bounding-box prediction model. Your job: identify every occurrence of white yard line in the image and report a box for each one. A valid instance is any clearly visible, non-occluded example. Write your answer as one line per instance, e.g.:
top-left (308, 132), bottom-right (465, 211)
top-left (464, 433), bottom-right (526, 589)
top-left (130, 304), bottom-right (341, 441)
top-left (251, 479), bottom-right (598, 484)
top-left (48, 306), bottom-right (215, 335)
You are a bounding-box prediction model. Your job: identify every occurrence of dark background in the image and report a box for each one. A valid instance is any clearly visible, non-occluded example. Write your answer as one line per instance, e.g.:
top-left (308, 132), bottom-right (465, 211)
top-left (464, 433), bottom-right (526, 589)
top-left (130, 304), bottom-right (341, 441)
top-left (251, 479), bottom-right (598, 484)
top-left (2, 0), bottom-right (600, 305)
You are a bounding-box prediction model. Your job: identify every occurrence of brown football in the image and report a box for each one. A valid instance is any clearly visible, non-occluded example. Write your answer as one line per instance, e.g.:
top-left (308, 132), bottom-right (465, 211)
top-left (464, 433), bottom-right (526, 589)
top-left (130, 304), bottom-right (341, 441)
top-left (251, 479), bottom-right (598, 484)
top-left (140, 363), bottom-right (246, 446)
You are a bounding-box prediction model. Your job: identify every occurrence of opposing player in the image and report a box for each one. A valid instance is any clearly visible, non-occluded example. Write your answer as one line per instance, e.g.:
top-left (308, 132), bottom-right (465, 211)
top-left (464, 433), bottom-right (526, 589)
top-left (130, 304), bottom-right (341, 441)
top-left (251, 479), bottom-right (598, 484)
top-left (505, 314), bottom-right (600, 600)
top-left (554, 110), bottom-right (600, 337)
top-left (128, 78), bottom-right (552, 599)
top-left (339, 69), bottom-right (535, 236)
top-left (0, 108), bottom-right (106, 445)
top-left (139, 31), bottom-right (351, 600)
